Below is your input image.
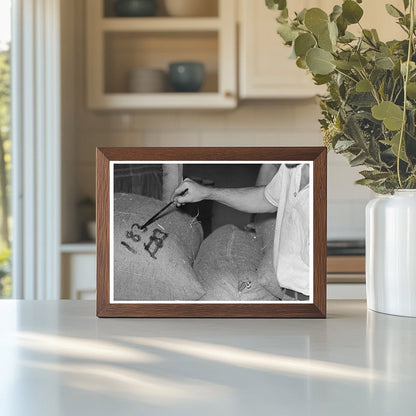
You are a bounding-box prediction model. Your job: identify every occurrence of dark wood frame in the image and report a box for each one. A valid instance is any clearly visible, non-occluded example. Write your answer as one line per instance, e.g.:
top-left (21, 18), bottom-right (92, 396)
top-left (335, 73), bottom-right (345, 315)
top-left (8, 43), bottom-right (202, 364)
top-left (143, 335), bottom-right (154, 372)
top-left (96, 147), bottom-right (327, 318)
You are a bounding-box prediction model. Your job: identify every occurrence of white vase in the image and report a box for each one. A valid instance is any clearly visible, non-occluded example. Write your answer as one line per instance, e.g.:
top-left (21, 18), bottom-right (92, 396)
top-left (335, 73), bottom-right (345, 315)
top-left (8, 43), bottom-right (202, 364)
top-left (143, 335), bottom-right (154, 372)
top-left (366, 190), bottom-right (416, 317)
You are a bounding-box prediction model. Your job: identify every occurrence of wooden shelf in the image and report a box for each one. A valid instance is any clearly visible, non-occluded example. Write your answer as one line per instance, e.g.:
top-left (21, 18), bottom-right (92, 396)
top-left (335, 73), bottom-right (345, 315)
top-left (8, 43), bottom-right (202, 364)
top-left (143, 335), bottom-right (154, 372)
top-left (327, 256), bottom-right (365, 274)
top-left (89, 92), bottom-right (235, 110)
top-left (327, 256), bottom-right (365, 284)
top-left (61, 243), bottom-right (96, 254)
top-left (101, 17), bottom-right (221, 32)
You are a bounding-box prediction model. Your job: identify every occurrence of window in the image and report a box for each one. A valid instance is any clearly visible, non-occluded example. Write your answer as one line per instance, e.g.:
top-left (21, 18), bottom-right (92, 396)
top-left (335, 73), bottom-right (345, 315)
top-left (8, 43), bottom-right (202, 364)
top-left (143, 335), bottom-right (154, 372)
top-left (0, 0), bottom-right (11, 298)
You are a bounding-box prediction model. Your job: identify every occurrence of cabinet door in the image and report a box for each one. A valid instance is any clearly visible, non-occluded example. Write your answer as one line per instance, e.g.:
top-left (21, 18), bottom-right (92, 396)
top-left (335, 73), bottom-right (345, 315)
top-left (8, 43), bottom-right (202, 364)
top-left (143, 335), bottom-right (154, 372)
top-left (358, 0), bottom-right (404, 41)
top-left (239, 0), bottom-right (404, 99)
top-left (62, 253), bottom-right (96, 300)
top-left (239, 0), bottom-right (325, 99)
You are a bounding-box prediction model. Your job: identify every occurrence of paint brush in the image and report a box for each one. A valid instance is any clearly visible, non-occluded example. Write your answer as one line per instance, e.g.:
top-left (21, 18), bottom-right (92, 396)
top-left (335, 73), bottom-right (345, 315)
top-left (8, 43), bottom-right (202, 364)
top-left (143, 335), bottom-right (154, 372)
top-left (140, 189), bottom-right (188, 230)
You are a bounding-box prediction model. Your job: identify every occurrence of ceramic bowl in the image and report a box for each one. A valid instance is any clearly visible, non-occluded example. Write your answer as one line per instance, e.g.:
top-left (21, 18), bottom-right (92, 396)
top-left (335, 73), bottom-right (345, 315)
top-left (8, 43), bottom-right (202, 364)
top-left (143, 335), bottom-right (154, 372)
top-left (128, 68), bottom-right (167, 93)
top-left (164, 0), bottom-right (218, 17)
top-left (114, 0), bottom-right (158, 17)
top-left (168, 62), bottom-right (205, 92)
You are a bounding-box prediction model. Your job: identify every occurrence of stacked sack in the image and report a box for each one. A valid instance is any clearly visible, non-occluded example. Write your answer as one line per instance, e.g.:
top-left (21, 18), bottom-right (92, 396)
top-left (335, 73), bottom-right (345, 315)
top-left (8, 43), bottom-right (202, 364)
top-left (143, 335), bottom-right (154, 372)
top-left (113, 193), bottom-right (205, 301)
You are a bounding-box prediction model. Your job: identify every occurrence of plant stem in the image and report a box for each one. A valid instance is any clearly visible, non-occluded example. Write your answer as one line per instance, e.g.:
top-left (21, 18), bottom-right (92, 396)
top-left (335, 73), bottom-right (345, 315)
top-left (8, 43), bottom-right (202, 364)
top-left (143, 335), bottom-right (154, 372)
top-left (334, 68), bottom-right (358, 84)
top-left (397, 0), bottom-right (415, 188)
top-left (358, 69), bottom-right (381, 104)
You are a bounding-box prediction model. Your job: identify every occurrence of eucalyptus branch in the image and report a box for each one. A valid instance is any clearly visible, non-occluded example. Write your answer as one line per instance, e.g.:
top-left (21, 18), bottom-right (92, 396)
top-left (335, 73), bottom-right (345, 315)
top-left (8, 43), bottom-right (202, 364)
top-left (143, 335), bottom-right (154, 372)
top-left (334, 68), bottom-right (359, 84)
top-left (390, 79), bottom-right (398, 101)
top-left (268, 0), bottom-right (416, 192)
top-left (397, 0), bottom-right (415, 188)
top-left (393, 85), bottom-right (404, 103)
top-left (358, 69), bottom-right (381, 104)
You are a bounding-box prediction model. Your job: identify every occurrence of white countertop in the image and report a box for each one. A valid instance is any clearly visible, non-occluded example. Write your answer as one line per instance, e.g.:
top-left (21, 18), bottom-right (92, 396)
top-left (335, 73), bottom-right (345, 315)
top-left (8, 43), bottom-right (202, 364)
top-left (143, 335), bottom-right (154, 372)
top-left (0, 300), bottom-right (415, 415)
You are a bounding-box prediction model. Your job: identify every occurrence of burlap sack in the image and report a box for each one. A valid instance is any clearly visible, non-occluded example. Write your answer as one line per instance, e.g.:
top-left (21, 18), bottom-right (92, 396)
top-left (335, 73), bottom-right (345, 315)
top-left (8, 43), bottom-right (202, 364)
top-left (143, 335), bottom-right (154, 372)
top-left (113, 193), bottom-right (205, 301)
top-left (194, 225), bottom-right (278, 301)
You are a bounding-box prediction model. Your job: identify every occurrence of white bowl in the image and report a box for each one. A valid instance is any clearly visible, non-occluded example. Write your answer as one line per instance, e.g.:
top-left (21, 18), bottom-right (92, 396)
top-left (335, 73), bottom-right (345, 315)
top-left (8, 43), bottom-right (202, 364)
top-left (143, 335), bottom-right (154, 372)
top-left (128, 68), bottom-right (167, 93)
top-left (164, 0), bottom-right (218, 17)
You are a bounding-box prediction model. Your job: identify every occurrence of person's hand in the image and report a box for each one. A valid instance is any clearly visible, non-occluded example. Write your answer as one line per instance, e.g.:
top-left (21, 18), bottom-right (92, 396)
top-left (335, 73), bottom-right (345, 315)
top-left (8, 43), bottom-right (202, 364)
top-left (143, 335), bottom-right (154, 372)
top-left (171, 178), bottom-right (209, 206)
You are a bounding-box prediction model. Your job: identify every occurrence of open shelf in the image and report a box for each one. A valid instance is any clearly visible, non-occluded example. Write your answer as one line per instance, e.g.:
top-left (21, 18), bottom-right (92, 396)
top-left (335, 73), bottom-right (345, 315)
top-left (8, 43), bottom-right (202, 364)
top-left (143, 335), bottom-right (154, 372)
top-left (104, 31), bottom-right (218, 94)
top-left (103, 0), bottom-right (219, 18)
top-left (87, 0), bottom-right (236, 109)
top-left (90, 93), bottom-right (234, 109)
top-left (102, 17), bottom-right (221, 32)
top-left (61, 243), bottom-right (96, 254)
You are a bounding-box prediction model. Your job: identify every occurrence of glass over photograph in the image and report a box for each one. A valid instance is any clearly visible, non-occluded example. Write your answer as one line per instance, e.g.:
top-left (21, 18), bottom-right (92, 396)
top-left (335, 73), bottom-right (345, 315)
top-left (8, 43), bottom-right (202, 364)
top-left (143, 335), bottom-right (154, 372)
top-left (110, 162), bottom-right (313, 303)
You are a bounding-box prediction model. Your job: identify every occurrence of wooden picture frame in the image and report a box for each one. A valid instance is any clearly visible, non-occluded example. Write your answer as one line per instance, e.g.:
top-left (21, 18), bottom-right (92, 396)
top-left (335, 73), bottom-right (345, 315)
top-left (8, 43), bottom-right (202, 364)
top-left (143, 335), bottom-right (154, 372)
top-left (96, 147), bottom-right (327, 318)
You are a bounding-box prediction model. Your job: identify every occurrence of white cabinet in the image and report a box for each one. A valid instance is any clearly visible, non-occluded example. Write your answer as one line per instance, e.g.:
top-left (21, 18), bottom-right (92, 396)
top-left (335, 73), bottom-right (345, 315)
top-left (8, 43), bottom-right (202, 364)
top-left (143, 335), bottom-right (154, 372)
top-left (239, 0), bottom-right (325, 99)
top-left (86, 0), bottom-right (237, 109)
top-left (61, 245), bottom-right (96, 300)
top-left (238, 0), bottom-right (404, 99)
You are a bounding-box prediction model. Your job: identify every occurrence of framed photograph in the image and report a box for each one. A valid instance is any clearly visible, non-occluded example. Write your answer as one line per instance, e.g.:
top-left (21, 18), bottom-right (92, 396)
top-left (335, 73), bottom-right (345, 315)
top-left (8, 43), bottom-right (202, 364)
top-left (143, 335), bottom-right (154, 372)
top-left (96, 147), bottom-right (327, 318)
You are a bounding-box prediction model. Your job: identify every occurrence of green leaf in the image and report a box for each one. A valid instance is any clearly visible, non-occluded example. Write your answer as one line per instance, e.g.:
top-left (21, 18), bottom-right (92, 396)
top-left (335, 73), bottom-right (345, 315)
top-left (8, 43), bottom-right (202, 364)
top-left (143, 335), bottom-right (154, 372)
top-left (378, 78), bottom-right (386, 100)
top-left (339, 31), bottom-right (356, 43)
top-left (296, 57), bottom-right (308, 69)
top-left (371, 29), bottom-right (380, 42)
top-left (356, 79), bottom-right (372, 92)
top-left (403, 0), bottom-right (410, 10)
top-left (330, 5), bottom-right (342, 22)
top-left (306, 48), bottom-right (335, 75)
top-left (313, 74), bottom-right (332, 85)
top-left (350, 54), bottom-right (368, 70)
top-left (277, 23), bottom-right (298, 43)
top-left (375, 55), bottom-right (395, 70)
top-left (350, 151), bottom-right (367, 167)
top-left (399, 14), bottom-right (411, 29)
top-left (333, 60), bottom-right (353, 70)
top-left (360, 170), bottom-right (391, 181)
top-left (362, 29), bottom-right (376, 46)
top-left (289, 44), bottom-right (297, 59)
top-left (407, 82), bottom-right (416, 99)
top-left (348, 92), bottom-right (377, 107)
top-left (294, 33), bottom-right (316, 58)
top-left (296, 8), bottom-right (307, 23)
top-left (372, 101), bottom-right (404, 131)
top-left (407, 109), bottom-right (416, 138)
top-left (334, 139), bottom-right (355, 152)
top-left (276, 14), bottom-right (287, 24)
top-left (336, 15), bottom-right (348, 36)
top-left (266, 0), bottom-right (287, 11)
top-left (344, 114), bottom-right (368, 147)
top-left (342, 0), bottom-right (364, 24)
top-left (355, 178), bottom-right (377, 186)
top-left (385, 4), bottom-right (404, 18)
top-left (304, 8), bottom-right (329, 35)
top-left (401, 61), bottom-right (416, 76)
top-left (382, 132), bottom-right (409, 162)
top-left (318, 27), bottom-right (334, 52)
top-left (369, 136), bottom-right (382, 163)
top-left (328, 21), bottom-right (338, 45)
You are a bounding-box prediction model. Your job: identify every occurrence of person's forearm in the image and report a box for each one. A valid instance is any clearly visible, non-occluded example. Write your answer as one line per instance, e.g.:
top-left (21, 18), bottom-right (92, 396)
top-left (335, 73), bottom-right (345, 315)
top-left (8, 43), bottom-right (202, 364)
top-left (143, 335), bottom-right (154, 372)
top-left (205, 186), bottom-right (276, 214)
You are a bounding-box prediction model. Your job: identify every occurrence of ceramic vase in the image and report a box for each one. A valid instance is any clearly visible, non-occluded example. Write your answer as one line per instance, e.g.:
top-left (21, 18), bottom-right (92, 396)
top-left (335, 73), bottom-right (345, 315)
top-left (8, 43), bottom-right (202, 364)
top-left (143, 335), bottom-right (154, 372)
top-left (366, 190), bottom-right (416, 317)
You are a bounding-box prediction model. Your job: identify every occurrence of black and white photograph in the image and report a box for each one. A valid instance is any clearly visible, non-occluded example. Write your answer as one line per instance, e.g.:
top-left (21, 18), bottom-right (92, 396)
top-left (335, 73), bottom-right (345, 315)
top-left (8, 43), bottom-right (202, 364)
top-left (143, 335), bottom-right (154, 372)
top-left (110, 161), bottom-right (313, 303)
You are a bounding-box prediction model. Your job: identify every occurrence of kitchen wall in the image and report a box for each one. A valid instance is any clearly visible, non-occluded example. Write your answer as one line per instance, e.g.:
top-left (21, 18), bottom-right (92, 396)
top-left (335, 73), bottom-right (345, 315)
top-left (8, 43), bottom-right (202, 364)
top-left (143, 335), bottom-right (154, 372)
top-left (62, 0), bottom-right (374, 243)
